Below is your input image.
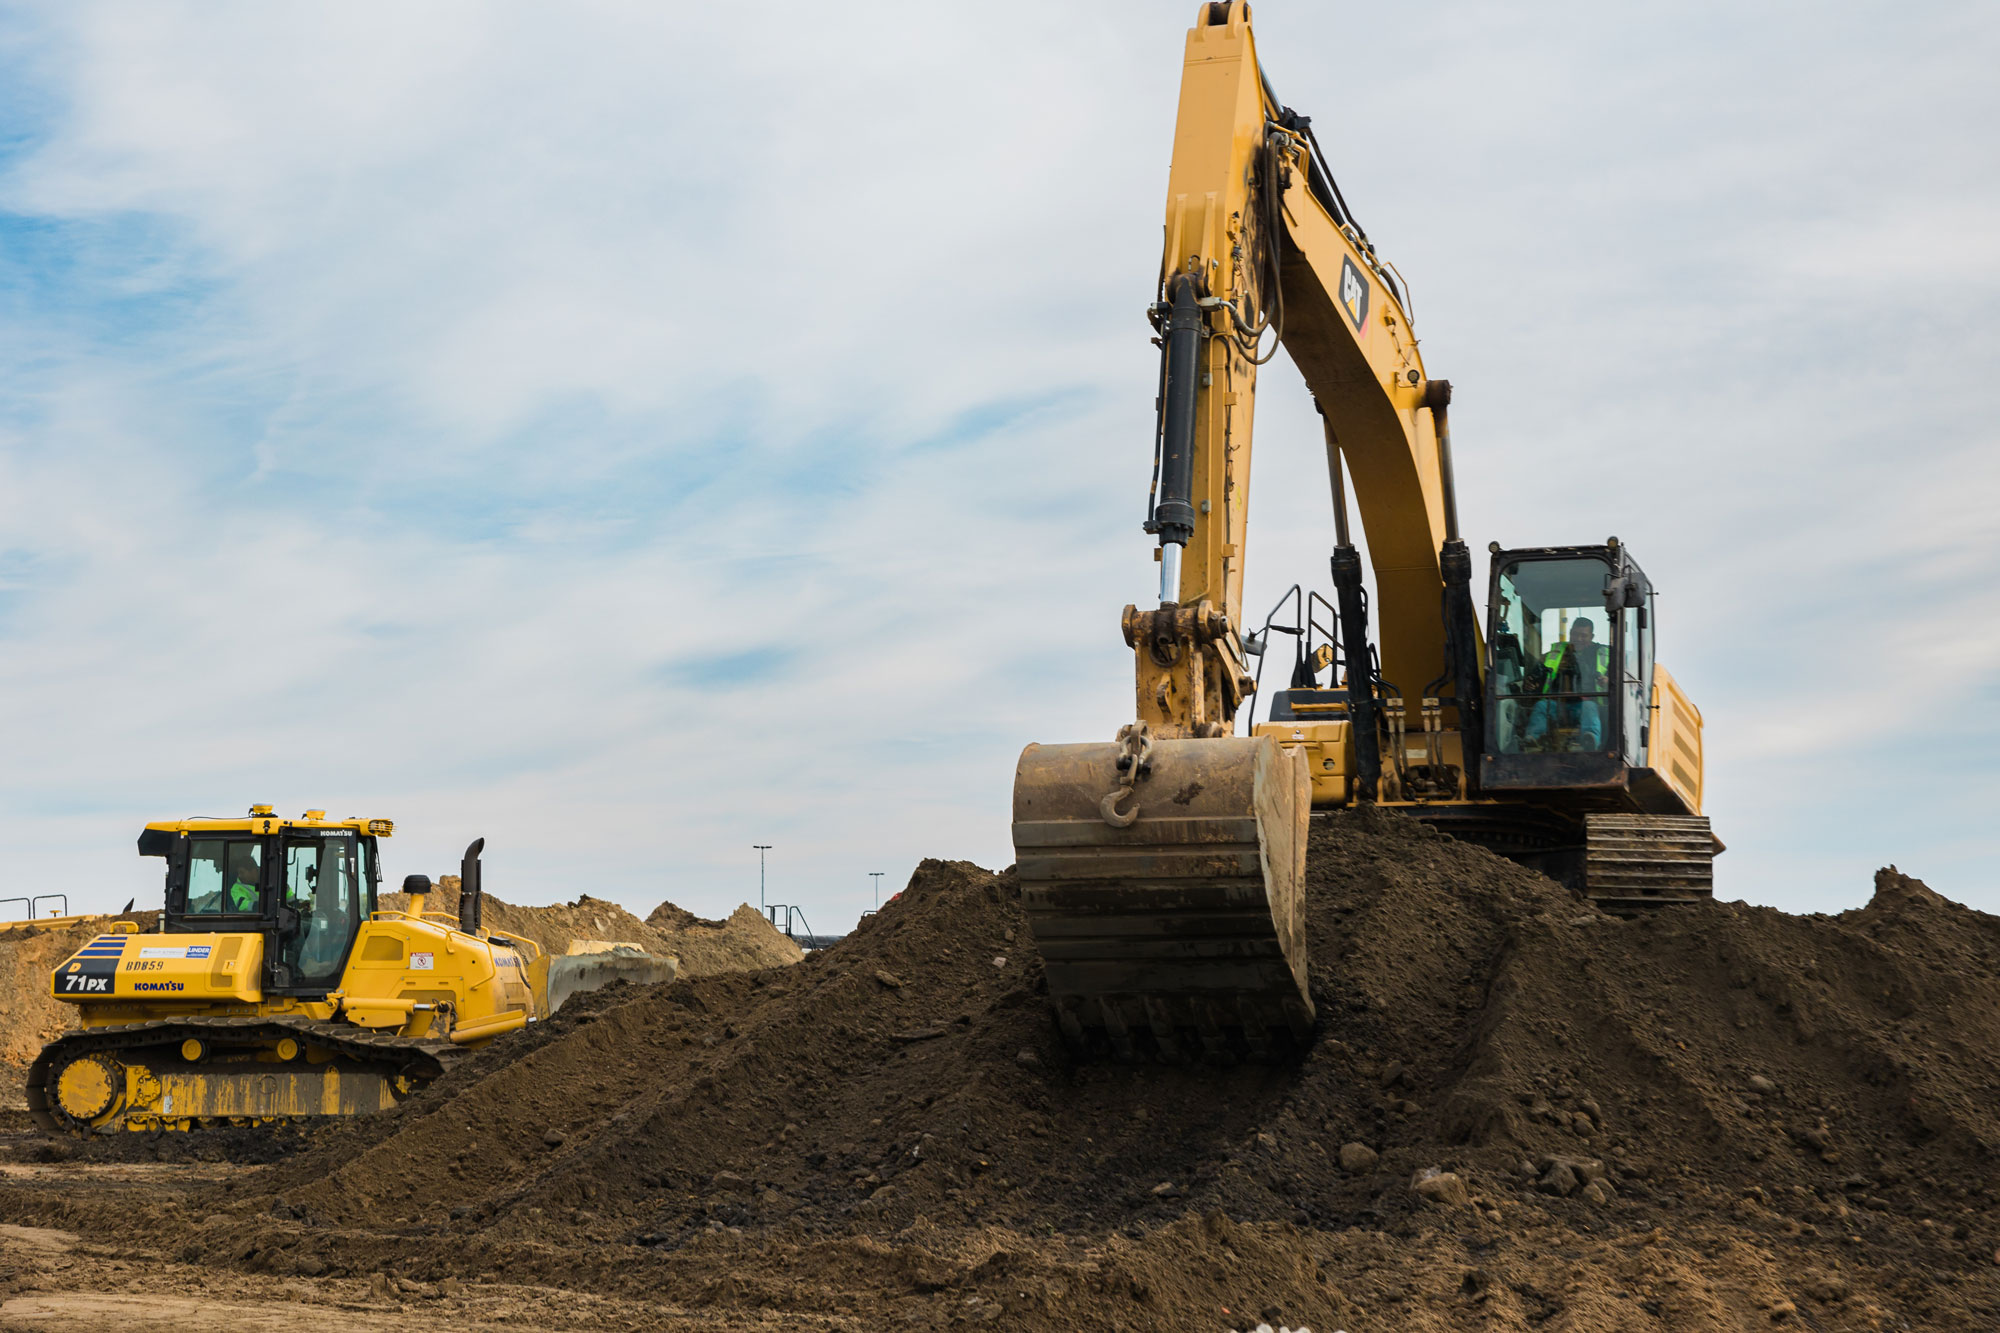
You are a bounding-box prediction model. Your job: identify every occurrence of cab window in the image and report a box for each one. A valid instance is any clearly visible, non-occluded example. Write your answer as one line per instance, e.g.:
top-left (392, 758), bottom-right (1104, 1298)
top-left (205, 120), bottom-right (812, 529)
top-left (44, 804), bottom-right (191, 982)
top-left (1488, 557), bottom-right (1617, 756)
top-left (187, 839), bottom-right (262, 915)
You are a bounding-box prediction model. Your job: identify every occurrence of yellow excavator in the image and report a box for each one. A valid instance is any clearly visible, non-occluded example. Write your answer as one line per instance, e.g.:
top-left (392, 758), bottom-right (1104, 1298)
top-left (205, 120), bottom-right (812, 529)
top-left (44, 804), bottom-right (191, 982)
top-left (1012, 2), bottom-right (1716, 1061)
top-left (31, 808), bottom-right (674, 1134)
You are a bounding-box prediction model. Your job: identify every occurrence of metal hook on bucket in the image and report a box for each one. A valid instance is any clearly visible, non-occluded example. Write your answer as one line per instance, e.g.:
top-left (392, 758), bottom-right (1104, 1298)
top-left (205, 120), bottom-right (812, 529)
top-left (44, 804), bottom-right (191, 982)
top-left (1099, 723), bottom-right (1155, 829)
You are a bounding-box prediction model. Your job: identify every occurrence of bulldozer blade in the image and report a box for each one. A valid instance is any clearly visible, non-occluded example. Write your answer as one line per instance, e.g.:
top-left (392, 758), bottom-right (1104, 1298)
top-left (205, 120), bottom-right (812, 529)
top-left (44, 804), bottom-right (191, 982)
top-left (1012, 734), bottom-right (1313, 1061)
top-left (541, 948), bottom-right (679, 1016)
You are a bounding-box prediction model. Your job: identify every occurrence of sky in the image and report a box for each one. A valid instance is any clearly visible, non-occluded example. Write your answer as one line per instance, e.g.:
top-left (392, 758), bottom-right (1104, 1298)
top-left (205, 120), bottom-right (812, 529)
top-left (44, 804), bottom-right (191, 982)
top-left (0, 1), bottom-right (1994, 931)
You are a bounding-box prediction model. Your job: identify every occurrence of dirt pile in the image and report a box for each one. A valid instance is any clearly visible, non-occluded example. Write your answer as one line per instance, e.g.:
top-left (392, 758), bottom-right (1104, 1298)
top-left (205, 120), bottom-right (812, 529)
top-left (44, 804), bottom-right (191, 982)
top-left (7, 816), bottom-right (1994, 1328)
top-left (645, 901), bottom-right (805, 976)
top-left (0, 915), bottom-right (156, 1072)
top-left (133, 812), bottom-right (1997, 1328)
top-left (382, 881), bottom-right (800, 979)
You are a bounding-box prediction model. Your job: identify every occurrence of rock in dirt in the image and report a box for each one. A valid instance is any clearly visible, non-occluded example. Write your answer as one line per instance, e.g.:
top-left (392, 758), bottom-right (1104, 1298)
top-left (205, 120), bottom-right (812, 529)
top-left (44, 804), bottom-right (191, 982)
top-left (1338, 1142), bottom-right (1379, 1173)
top-left (1412, 1168), bottom-right (1471, 1207)
top-left (1539, 1162), bottom-right (1579, 1197)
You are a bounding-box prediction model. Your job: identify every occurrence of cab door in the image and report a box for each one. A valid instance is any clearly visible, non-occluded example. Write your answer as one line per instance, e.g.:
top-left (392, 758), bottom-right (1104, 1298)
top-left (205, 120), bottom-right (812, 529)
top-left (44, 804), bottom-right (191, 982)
top-left (271, 831), bottom-right (363, 994)
top-left (1613, 561), bottom-right (1655, 770)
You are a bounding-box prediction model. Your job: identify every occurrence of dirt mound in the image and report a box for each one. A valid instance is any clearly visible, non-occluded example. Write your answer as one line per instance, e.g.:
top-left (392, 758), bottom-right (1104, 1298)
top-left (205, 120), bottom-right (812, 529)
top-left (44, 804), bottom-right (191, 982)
top-left (381, 880), bottom-right (663, 958)
top-left (99, 817), bottom-right (2000, 1327)
top-left (382, 881), bottom-right (800, 980)
top-left (644, 902), bottom-right (804, 977)
top-left (0, 915), bottom-right (156, 1072)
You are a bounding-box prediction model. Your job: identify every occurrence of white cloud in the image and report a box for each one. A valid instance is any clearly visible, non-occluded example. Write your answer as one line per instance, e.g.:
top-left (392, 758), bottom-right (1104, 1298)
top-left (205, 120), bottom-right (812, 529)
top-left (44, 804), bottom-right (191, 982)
top-left (0, 0), bottom-right (1996, 932)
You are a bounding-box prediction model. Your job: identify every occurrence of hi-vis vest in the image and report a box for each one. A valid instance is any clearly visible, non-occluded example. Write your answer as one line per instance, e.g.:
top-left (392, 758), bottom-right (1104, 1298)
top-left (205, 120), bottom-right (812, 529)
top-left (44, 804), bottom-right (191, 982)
top-left (228, 879), bottom-right (259, 911)
top-left (1541, 642), bottom-right (1610, 694)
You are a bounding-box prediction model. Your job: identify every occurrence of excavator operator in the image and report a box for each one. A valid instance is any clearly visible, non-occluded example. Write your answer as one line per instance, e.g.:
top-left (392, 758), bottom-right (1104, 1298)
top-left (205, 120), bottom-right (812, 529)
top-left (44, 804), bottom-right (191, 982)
top-left (1524, 617), bottom-right (1611, 751)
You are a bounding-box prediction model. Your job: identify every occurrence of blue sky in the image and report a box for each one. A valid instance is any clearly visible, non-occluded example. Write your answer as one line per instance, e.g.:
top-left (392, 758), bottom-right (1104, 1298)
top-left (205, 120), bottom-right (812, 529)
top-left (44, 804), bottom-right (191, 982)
top-left (1, 1), bottom-right (1995, 929)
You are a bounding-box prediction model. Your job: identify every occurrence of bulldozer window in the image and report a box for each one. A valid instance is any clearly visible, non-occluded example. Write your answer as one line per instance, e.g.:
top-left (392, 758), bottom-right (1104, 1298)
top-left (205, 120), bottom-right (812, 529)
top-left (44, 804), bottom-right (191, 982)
top-left (187, 839), bottom-right (261, 915)
top-left (1488, 557), bottom-right (1617, 756)
top-left (279, 835), bottom-right (359, 989)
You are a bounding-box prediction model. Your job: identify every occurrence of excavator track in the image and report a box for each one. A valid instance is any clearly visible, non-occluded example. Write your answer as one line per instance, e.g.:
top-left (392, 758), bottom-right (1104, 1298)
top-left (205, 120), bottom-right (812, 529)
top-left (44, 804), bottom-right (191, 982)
top-left (27, 1015), bottom-right (464, 1135)
top-left (1583, 813), bottom-right (1716, 912)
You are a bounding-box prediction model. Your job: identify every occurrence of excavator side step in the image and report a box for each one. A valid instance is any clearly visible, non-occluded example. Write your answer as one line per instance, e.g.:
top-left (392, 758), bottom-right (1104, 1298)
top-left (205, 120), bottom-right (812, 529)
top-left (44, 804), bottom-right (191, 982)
top-left (1584, 813), bottom-right (1716, 912)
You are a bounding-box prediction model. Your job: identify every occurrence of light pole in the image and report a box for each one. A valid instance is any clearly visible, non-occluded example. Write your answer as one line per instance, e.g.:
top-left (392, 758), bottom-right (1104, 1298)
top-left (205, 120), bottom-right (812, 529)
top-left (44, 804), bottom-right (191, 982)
top-left (753, 845), bottom-right (772, 912)
top-left (870, 871), bottom-right (884, 908)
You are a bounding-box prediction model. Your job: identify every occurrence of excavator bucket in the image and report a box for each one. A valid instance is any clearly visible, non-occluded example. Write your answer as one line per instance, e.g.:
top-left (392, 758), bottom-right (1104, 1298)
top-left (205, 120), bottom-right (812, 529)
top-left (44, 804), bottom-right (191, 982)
top-left (1011, 734), bottom-right (1314, 1061)
top-left (537, 946), bottom-right (679, 1017)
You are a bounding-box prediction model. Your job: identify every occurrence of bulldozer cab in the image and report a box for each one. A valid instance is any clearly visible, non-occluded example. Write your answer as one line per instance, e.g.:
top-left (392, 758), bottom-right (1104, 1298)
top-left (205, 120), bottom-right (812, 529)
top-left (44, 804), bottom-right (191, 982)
top-left (140, 813), bottom-right (385, 995)
top-left (1481, 543), bottom-right (1653, 790)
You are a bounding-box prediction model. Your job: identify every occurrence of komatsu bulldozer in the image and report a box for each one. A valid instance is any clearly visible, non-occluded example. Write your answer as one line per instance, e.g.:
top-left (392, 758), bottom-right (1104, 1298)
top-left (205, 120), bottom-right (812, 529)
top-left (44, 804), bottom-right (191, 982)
top-left (31, 808), bottom-right (674, 1134)
top-left (1012, 2), bottom-right (1718, 1061)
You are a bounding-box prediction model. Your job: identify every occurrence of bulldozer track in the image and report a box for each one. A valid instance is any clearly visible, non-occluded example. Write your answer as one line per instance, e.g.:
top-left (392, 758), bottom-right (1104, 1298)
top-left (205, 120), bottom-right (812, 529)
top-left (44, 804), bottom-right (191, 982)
top-left (26, 1014), bottom-right (464, 1134)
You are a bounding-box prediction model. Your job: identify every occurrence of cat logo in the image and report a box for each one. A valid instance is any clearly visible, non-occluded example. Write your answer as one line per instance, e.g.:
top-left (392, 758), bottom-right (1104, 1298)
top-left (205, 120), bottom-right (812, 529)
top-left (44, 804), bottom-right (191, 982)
top-left (1339, 256), bottom-right (1370, 331)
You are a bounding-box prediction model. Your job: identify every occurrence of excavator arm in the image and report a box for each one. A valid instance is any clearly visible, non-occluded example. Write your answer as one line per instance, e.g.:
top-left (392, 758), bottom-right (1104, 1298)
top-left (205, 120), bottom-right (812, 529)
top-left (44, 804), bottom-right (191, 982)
top-left (1012, 1), bottom-right (1481, 1061)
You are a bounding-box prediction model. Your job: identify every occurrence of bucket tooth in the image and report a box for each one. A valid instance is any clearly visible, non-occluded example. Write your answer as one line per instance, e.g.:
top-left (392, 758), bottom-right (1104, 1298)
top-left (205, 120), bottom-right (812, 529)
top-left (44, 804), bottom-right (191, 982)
top-left (1012, 734), bottom-right (1313, 1061)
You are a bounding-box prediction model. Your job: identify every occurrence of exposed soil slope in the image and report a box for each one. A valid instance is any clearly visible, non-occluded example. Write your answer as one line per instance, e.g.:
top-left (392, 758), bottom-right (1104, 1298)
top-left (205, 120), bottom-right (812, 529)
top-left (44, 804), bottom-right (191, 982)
top-left (645, 902), bottom-right (806, 976)
top-left (0, 913), bottom-right (157, 1073)
top-left (10, 814), bottom-right (2000, 1330)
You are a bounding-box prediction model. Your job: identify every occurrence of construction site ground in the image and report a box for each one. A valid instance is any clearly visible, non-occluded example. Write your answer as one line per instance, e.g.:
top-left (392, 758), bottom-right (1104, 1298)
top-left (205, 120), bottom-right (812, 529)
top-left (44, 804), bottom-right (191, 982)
top-left (4, 818), bottom-right (1999, 1331)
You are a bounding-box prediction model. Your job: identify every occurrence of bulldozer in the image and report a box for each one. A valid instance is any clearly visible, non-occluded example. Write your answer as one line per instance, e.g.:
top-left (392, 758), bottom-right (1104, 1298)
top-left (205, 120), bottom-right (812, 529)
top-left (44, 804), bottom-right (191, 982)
top-left (31, 808), bottom-right (675, 1134)
top-left (1012, 2), bottom-right (1718, 1061)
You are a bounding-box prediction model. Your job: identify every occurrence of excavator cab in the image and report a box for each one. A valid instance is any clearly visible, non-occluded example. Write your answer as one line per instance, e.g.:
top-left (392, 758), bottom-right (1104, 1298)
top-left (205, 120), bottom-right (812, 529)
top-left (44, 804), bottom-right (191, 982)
top-left (1477, 542), bottom-right (1715, 908)
top-left (1481, 543), bottom-right (1652, 784)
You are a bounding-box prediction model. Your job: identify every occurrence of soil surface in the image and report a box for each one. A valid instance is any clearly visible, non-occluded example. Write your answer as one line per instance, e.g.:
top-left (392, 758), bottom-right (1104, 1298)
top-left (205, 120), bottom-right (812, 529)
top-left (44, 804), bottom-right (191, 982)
top-left (5, 812), bottom-right (1999, 1330)
top-left (0, 914), bottom-right (158, 1075)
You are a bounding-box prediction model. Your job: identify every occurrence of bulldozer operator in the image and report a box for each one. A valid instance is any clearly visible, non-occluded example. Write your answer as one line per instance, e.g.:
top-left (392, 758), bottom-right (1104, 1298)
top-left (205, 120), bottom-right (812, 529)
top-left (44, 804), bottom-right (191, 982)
top-left (1523, 617), bottom-right (1611, 752)
top-left (189, 845), bottom-right (262, 915)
